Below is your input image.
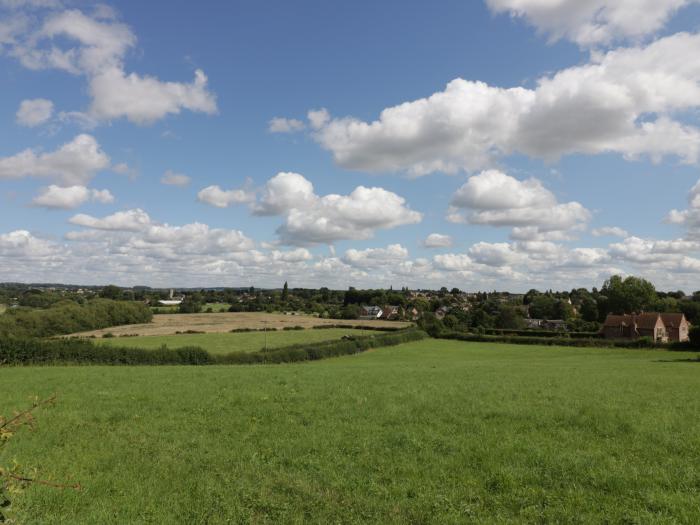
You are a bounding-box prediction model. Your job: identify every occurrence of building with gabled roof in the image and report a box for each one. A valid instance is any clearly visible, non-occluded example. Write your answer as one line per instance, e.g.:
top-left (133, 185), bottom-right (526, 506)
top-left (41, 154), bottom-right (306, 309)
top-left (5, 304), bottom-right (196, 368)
top-left (601, 312), bottom-right (690, 343)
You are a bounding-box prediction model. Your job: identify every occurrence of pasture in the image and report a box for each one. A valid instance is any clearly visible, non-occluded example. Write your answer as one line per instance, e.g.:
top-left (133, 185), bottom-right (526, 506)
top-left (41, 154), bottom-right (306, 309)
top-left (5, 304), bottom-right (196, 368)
top-left (97, 328), bottom-right (377, 354)
top-left (2, 340), bottom-right (700, 523)
top-left (68, 311), bottom-right (411, 338)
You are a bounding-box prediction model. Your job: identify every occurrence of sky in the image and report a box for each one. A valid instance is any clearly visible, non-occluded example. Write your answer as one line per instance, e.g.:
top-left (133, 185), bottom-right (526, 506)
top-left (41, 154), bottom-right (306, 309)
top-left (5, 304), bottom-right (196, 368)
top-left (2, 0), bottom-right (700, 292)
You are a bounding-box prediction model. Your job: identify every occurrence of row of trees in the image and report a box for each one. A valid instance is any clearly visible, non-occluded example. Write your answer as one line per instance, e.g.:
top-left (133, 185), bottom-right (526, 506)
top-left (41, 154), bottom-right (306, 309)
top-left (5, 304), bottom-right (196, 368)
top-left (0, 299), bottom-right (153, 339)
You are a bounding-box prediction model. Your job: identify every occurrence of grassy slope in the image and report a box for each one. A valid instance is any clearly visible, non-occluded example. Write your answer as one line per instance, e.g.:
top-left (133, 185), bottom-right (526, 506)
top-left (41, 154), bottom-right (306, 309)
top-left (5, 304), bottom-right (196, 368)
top-left (1, 341), bottom-right (700, 523)
top-left (96, 328), bottom-right (375, 354)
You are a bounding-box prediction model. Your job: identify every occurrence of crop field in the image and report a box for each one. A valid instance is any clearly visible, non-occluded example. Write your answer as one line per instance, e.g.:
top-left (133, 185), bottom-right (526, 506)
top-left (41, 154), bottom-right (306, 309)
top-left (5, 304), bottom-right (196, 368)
top-left (97, 328), bottom-right (377, 354)
top-left (2, 340), bottom-right (700, 523)
top-left (67, 311), bottom-right (411, 338)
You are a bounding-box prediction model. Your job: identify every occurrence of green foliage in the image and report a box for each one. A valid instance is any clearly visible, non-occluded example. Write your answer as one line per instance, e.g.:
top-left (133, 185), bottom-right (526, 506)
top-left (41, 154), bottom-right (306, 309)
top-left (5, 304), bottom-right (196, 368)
top-left (601, 275), bottom-right (657, 314)
top-left (0, 329), bottom-right (425, 366)
top-left (689, 326), bottom-right (700, 348)
top-left (178, 296), bottom-right (203, 314)
top-left (438, 331), bottom-right (670, 349)
top-left (0, 299), bottom-right (152, 339)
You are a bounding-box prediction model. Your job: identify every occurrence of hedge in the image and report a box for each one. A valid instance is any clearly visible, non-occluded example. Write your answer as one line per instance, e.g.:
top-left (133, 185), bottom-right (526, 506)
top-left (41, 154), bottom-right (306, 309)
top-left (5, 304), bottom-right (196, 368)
top-left (311, 324), bottom-right (408, 332)
top-left (483, 328), bottom-right (600, 339)
top-left (0, 328), bottom-right (427, 366)
top-left (437, 331), bottom-right (696, 350)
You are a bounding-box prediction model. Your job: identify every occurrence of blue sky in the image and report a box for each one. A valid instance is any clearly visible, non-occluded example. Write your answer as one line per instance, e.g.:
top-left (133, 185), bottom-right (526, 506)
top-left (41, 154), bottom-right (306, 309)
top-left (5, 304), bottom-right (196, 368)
top-left (2, 0), bottom-right (700, 291)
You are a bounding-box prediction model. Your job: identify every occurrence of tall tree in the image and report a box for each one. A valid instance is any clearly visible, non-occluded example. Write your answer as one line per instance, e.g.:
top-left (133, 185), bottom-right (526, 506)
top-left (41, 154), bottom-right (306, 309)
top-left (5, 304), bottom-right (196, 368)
top-left (282, 281), bottom-right (289, 301)
top-left (600, 275), bottom-right (657, 314)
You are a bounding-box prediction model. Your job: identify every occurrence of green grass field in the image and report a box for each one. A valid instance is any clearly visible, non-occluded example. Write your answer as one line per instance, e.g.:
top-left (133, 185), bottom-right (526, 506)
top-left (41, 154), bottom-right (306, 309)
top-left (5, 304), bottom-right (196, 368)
top-left (2, 340), bottom-right (700, 523)
top-left (97, 328), bottom-right (375, 354)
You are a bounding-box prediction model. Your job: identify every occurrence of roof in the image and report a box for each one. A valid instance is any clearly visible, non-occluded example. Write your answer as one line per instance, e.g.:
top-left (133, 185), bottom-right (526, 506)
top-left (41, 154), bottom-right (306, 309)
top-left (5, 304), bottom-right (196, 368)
top-left (634, 313), bottom-right (662, 330)
top-left (603, 313), bottom-right (665, 330)
top-left (660, 313), bottom-right (686, 328)
top-left (603, 314), bottom-right (634, 327)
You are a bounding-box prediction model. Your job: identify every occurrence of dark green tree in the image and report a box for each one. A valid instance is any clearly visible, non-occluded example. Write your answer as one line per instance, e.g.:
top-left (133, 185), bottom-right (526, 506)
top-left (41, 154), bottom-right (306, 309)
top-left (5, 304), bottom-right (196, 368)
top-left (281, 281), bottom-right (289, 301)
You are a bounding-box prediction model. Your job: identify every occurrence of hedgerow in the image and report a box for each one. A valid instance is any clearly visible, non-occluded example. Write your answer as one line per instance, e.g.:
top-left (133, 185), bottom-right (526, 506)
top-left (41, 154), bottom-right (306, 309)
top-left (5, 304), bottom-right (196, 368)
top-left (0, 329), bottom-right (427, 366)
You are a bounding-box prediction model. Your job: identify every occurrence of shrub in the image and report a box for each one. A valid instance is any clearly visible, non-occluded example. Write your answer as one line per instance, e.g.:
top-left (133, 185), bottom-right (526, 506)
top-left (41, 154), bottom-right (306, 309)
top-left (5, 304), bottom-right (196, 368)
top-left (436, 331), bottom-right (672, 350)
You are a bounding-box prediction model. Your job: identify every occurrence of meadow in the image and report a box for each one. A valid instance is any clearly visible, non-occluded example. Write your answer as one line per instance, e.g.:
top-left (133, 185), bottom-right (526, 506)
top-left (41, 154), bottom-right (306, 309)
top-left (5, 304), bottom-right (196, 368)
top-left (97, 328), bottom-right (377, 354)
top-left (2, 340), bottom-right (700, 523)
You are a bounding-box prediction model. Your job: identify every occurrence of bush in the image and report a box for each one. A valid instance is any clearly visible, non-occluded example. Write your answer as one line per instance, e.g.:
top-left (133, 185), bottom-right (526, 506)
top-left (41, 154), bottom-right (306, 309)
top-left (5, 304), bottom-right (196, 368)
top-left (689, 326), bottom-right (700, 348)
top-left (282, 326), bottom-right (304, 331)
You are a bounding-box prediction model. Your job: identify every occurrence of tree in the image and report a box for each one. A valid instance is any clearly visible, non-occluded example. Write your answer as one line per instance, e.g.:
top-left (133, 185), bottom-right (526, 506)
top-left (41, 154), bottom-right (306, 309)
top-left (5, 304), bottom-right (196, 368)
top-left (580, 297), bottom-right (599, 322)
top-left (99, 285), bottom-right (122, 300)
top-left (496, 305), bottom-right (524, 329)
top-left (601, 275), bottom-right (657, 314)
top-left (281, 281), bottom-right (289, 301)
top-left (179, 295), bottom-right (202, 314)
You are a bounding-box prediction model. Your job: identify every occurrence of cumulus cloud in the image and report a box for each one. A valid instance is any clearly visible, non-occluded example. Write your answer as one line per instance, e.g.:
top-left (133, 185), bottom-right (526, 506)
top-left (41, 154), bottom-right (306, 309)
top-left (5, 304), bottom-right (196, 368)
top-left (69, 208), bottom-right (151, 231)
top-left (197, 181), bottom-right (255, 208)
top-left (0, 134), bottom-right (110, 185)
top-left (486, 0), bottom-right (698, 46)
top-left (160, 170), bottom-right (190, 187)
top-left (16, 98), bottom-right (53, 126)
top-left (310, 33), bottom-right (700, 175)
top-left (448, 170), bottom-right (590, 239)
top-left (592, 226), bottom-right (629, 237)
top-left (4, 6), bottom-right (217, 125)
top-left (251, 172), bottom-right (422, 245)
top-left (268, 117), bottom-right (305, 133)
top-left (666, 179), bottom-right (700, 239)
top-left (342, 244), bottom-right (409, 268)
top-left (32, 184), bottom-right (114, 209)
top-left (423, 233), bottom-right (453, 248)
top-left (88, 67), bottom-right (217, 125)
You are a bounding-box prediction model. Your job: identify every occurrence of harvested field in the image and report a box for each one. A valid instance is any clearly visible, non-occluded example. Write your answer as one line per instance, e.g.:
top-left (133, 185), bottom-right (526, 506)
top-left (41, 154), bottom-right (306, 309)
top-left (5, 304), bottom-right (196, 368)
top-left (67, 311), bottom-right (411, 337)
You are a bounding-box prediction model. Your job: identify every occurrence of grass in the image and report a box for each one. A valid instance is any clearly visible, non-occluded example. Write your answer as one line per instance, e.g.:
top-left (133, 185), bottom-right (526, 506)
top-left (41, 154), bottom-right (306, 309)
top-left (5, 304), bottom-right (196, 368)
top-left (0, 304), bottom-right (6, 314)
top-left (203, 303), bottom-right (231, 313)
top-left (1, 340), bottom-right (700, 523)
top-left (97, 328), bottom-right (376, 354)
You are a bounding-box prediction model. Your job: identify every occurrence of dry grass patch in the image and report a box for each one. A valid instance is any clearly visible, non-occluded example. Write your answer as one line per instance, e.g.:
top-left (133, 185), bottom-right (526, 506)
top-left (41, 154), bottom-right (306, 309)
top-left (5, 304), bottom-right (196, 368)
top-left (67, 312), bottom-right (411, 337)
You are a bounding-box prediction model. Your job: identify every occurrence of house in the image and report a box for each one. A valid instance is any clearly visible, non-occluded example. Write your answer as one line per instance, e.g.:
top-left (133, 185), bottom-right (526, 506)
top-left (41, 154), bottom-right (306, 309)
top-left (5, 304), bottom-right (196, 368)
top-left (407, 307), bottom-right (420, 321)
top-left (601, 312), bottom-right (690, 342)
top-left (359, 306), bottom-right (383, 320)
top-left (525, 318), bottom-right (543, 329)
top-left (660, 313), bottom-right (690, 342)
top-left (434, 306), bottom-right (450, 320)
top-left (380, 305), bottom-right (401, 320)
top-left (542, 319), bottom-right (567, 331)
top-left (158, 288), bottom-right (184, 306)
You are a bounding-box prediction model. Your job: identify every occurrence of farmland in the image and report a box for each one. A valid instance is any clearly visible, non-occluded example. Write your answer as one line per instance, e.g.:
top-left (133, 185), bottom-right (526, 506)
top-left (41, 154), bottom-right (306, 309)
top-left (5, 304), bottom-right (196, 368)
top-left (97, 328), bottom-right (378, 354)
top-left (2, 340), bottom-right (700, 523)
top-left (67, 311), bottom-right (411, 338)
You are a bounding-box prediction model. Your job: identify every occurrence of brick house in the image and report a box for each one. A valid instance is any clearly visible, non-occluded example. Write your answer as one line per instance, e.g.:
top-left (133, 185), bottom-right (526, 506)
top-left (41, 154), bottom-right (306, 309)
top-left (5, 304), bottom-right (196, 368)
top-left (601, 312), bottom-right (690, 343)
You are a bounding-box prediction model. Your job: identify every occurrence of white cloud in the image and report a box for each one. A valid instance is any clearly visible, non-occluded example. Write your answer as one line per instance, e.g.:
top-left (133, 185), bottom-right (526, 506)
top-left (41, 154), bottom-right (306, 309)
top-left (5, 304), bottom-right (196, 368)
top-left (423, 233), bottom-right (453, 248)
top-left (16, 98), bottom-right (53, 126)
top-left (268, 117), bottom-right (305, 133)
top-left (343, 244), bottom-right (409, 268)
top-left (197, 182), bottom-right (255, 208)
top-left (4, 7), bottom-right (217, 125)
top-left (0, 230), bottom-right (60, 258)
top-left (251, 172), bottom-right (422, 245)
top-left (69, 208), bottom-right (151, 231)
top-left (667, 178), bottom-right (700, 239)
top-left (310, 33), bottom-right (700, 175)
top-left (88, 67), bottom-right (217, 125)
top-left (448, 170), bottom-right (590, 238)
top-left (308, 108), bottom-right (330, 130)
top-left (0, 134), bottom-right (110, 185)
top-left (160, 170), bottom-right (191, 187)
top-left (486, 0), bottom-right (698, 46)
top-left (32, 184), bottom-right (114, 209)
top-left (592, 226), bottom-right (629, 237)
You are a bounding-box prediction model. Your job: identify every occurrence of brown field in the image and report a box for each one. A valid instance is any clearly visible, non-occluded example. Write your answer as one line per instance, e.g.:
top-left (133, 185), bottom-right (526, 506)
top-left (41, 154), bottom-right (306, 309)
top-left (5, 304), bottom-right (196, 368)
top-left (67, 312), bottom-right (412, 337)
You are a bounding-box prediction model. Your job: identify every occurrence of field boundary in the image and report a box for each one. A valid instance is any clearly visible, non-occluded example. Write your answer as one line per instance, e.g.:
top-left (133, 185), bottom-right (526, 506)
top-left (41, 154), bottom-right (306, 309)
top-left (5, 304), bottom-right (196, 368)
top-left (437, 330), bottom-right (698, 351)
top-left (0, 329), bottom-right (427, 366)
